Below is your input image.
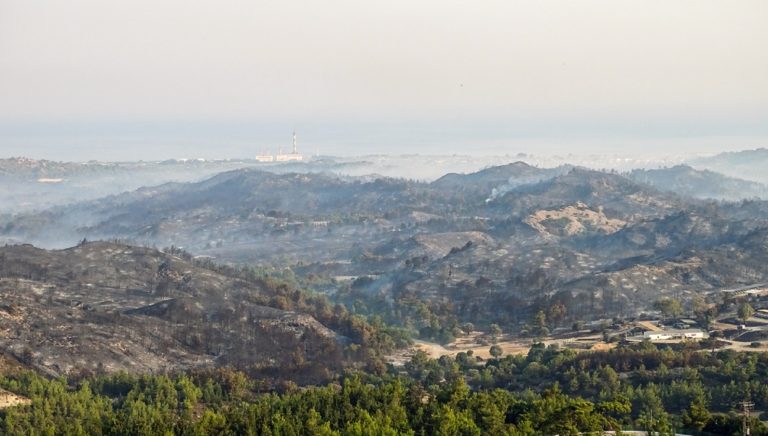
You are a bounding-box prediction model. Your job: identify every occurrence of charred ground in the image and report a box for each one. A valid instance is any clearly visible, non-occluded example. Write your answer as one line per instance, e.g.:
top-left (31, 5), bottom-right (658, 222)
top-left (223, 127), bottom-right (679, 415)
top-left (3, 161), bottom-right (768, 344)
top-left (0, 241), bottom-right (398, 384)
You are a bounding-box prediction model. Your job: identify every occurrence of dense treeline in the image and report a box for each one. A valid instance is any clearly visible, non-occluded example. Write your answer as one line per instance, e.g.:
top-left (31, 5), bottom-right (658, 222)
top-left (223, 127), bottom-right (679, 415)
top-left (0, 369), bottom-right (622, 435)
top-left (1, 343), bottom-right (767, 435)
top-left (404, 342), bottom-right (768, 435)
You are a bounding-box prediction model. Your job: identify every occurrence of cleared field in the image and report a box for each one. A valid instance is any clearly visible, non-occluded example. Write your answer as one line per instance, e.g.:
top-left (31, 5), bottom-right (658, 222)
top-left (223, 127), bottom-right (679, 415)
top-left (387, 332), bottom-right (614, 364)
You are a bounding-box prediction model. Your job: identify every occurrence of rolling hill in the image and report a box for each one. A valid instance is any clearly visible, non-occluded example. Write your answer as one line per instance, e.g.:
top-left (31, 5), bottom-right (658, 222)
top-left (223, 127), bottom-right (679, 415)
top-left (0, 241), bottom-right (381, 384)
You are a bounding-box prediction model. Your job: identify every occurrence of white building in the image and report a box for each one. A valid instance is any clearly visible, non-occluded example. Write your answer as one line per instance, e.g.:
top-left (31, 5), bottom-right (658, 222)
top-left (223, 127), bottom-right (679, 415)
top-left (275, 153), bottom-right (303, 162)
top-left (643, 329), bottom-right (708, 341)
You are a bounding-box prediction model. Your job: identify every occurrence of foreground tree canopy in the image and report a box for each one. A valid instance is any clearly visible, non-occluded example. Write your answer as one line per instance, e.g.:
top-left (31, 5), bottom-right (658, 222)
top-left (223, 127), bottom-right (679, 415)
top-left (1, 343), bottom-right (767, 435)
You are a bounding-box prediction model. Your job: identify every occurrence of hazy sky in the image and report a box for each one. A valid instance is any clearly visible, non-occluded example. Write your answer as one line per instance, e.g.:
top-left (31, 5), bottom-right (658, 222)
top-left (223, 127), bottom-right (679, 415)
top-left (1, 0), bottom-right (767, 160)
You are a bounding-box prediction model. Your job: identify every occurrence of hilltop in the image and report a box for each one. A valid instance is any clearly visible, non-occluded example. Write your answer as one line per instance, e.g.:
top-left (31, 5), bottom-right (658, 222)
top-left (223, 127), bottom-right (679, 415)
top-left (688, 148), bottom-right (768, 184)
top-left (628, 164), bottom-right (768, 200)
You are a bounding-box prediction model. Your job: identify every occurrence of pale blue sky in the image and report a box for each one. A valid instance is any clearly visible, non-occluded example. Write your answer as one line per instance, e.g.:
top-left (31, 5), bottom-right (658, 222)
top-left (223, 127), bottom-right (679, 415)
top-left (1, 0), bottom-right (766, 160)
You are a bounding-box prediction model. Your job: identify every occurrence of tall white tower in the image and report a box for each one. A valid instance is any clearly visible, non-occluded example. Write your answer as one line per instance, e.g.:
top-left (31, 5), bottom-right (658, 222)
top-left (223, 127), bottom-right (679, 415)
top-left (275, 131), bottom-right (303, 161)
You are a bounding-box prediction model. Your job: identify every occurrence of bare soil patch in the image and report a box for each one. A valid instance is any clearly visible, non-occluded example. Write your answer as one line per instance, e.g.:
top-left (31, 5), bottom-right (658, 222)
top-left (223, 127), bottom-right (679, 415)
top-left (0, 389), bottom-right (30, 408)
